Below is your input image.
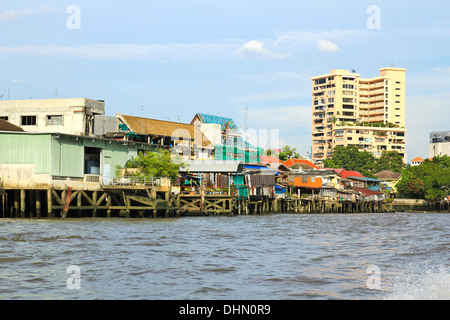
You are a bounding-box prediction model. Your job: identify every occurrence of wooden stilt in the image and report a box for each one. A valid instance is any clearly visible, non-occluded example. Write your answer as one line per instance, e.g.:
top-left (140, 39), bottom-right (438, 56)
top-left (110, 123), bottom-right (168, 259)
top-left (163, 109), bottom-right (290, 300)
top-left (35, 190), bottom-right (41, 218)
top-left (20, 189), bottom-right (25, 218)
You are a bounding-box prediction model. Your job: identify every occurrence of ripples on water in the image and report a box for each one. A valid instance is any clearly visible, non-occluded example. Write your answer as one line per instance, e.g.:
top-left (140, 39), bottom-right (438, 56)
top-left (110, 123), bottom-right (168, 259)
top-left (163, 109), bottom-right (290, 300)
top-left (0, 213), bottom-right (448, 300)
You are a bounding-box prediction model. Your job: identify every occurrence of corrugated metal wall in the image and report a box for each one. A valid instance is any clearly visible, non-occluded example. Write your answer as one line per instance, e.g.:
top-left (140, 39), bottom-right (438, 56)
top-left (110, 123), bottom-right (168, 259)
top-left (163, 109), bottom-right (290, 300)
top-left (0, 134), bottom-right (51, 174)
top-left (0, 133), bottom-right (148, 181)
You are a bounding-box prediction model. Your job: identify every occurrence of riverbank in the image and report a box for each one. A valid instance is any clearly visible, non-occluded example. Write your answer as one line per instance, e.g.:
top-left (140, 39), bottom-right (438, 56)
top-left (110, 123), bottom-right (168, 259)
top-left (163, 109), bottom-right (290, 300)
top-left (1, 186), bottom-right (448, 218)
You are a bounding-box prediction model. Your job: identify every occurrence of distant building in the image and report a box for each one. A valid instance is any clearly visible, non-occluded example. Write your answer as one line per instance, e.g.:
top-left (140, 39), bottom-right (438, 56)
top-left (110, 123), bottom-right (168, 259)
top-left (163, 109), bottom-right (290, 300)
top-left (411, 157), bottom-right (424, 166)
top-left (0, 98), bottom-right (107, 136)
top-left (115, 113), bottom-right (214, 161)
top-left (429, 131), bottom-right (450, 158)
top-left (191, 113), bottom-right (263, 163)
top-left (311, 68), bottom-right (407, 164)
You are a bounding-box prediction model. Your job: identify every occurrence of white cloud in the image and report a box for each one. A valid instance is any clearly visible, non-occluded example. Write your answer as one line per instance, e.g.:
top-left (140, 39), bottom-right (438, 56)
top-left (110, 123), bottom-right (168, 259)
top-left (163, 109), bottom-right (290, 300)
top-left (273, 29), bottom-right (370, 53)
top-left (317, 39), bottom-right (339, 52)
top-left (0, 6), bottom-right (55, 22)
top-left (0, 43), bottom-right (240, 62)
top-left (0, 38), bottom-right (293, 62)
top-left (237, 40), bottom-right (289, 59)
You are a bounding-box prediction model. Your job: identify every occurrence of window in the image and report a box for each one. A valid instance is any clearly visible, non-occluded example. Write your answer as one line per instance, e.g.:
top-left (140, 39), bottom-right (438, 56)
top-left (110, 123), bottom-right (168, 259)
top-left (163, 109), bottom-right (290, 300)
top-left (347, 137), bottom-right (353, 140)
top-left (343, 84), bottom-right (354, 89)
top-left (315, 78), bottom-right (326, 85)
top-left (47, 115), bottom-right (63, 125)
top-left (0, 116), bottom-right (8, 121)
top-left (21, 116), bottom-right (36, 126)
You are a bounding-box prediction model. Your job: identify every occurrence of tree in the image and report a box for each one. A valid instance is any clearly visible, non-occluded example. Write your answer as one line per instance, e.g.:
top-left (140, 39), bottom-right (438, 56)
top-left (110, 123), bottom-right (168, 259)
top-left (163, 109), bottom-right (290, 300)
top-left (323, 145), bottom-right (377, 178)
top-left (375, 150), bottom-right (404, 173)
top-left (124, 149), bottom-right (186, 181)
top-left (396, 155), bottom-right (450, 200)
top-left (278, 145), bottom-right (300, 161)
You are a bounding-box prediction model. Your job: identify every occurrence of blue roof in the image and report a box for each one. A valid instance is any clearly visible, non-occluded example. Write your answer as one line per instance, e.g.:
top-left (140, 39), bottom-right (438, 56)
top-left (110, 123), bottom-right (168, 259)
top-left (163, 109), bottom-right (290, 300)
top-left (245, 165), bottom-right (270, 170)
top-left (195, 112), bottom-right (260, 151)
top-left (347, 176), bottom-right (383, 182)
top-left (195, 113), bottom-right (239, 133)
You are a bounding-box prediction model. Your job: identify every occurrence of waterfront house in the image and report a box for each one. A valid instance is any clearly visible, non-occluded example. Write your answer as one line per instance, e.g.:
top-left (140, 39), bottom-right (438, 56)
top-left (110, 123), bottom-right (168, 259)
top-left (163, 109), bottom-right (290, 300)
top-left (353, 187), bottom-right (384, 202)
top-left (283, 158), bottom-right (319, 170)
top-left (288, 168), bottom-right (341, 199)
top-left (114, 113), bottom-right (214, 161)
top-left (339, 170), bottom-right (383, 190)
top-left (0, 131), bottom-right (154, 190)
top-left (374, 170), bottom-right (402, 193)
top-left (178, 160), bottom-right (245, 195)
top-left (243, 163), bottom-right (277, 198)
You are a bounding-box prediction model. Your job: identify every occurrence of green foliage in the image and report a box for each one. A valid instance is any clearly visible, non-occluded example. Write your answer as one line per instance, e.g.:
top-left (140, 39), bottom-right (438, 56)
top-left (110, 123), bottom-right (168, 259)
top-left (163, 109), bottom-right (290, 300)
top-left (396, 155), bottom-right (450, 200)
top-left (278, 145), bottom-right (300, 161)
top-left (124, 149), bottom-right (186, 180)
top-left (375, 150), bottom-right (405, 173)
top-left (323, 146), bottom-right (405, 178)
top-left (323, 145), bottom-right (377, 178)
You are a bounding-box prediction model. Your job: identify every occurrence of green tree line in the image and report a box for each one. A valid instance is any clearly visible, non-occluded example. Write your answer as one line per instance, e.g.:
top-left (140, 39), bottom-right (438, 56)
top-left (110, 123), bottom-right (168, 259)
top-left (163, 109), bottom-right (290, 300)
top-left (324, 146), bottom-right (450, 200)
top-left (396, 155), bottom-right (450, 200)
top-left (323, 145), bottom-right (404, 178)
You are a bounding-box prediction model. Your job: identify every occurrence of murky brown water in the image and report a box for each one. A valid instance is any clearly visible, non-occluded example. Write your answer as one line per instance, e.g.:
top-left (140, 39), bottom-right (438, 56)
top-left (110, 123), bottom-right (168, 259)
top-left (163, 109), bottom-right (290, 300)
top-left (0, 213), bottom-right (449, 300)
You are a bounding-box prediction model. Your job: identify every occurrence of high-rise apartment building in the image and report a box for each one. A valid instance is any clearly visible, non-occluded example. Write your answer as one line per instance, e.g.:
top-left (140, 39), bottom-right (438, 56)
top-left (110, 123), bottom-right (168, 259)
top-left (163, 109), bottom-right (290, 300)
top-left (311, 67), bottom-right (407, 164)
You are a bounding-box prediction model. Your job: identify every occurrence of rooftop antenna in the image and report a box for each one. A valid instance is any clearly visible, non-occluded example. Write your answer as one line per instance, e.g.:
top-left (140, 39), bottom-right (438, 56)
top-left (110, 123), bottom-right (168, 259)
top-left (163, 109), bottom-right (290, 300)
top-left (54, 89), bottom-right (58, 97)
top-left (140, 105), bottom-right (144, 133)
top-left (391, 58), bottom-right (394, 67)
top-left (10, 80), bottom-right (28, 99)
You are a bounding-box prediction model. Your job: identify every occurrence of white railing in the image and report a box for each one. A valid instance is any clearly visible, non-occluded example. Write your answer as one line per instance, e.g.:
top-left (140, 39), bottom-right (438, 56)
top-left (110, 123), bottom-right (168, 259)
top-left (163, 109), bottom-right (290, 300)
top-left (109, 176), bottom-right (172, 187)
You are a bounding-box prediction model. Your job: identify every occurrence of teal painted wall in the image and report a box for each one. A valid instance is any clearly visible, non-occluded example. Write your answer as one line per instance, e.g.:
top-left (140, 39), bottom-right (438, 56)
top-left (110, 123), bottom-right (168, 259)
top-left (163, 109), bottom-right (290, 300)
top-left (0, 134), bottom-right (51, 174)
top-left (0, 133), bottom-right (147, 180)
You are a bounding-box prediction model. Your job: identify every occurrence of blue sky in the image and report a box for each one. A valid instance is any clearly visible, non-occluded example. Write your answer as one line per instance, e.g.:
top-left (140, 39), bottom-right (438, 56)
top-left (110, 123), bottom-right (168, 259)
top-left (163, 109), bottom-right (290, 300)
top-left (1, 1), bottom-right (450, 161)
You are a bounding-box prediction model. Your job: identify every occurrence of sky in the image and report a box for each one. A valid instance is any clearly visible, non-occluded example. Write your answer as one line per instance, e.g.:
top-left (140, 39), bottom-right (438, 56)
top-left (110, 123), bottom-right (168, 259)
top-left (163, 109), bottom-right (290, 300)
top-left (1, 0), bottom-right (450, 162)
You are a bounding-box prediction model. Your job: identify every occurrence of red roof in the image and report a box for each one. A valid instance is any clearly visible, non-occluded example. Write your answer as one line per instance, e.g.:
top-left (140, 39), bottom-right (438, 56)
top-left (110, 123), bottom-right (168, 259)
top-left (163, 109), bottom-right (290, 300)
top-left (411, 157), bottom-right (424, 162)
top-left (260, 155), bottom-right (282, 164)
top-left (340, 170), bottom-right (365, 179)
top-left (353, 187), bottom-right (382, 196)
top-left (283, 159), bottom-right (319, 169)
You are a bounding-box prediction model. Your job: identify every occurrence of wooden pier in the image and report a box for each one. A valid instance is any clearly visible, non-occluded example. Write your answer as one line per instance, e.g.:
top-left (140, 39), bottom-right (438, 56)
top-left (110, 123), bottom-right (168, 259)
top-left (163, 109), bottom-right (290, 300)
top-left (0, 186), bottom-right (449, 219)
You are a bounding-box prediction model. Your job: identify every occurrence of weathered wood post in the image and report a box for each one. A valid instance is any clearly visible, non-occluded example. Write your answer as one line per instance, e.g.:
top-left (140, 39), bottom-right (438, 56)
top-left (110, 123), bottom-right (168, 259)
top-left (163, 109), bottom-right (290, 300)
top-left (77, 190), bottom-right (82, 218)
top-left (20, 189), bottom-right (26, 218)
top-left (35, 190), bottom-right (41, 218)
top-left (47, 189), bottom-right (53, 218)
top-left (61, 187), bottom-right (72, 218)
top-left (92, 191), bottom-right (98, 218)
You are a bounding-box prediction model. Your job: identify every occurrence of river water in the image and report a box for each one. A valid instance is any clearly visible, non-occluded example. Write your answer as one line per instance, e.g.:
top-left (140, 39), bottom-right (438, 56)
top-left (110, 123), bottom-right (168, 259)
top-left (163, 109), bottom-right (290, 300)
top-left (0, 212), bottom-right (448, 300)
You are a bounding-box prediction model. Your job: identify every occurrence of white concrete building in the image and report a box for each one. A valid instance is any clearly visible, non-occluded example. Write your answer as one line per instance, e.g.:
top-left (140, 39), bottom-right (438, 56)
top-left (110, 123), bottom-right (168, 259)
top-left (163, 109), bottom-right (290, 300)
top-left (0, 98), bottom-right (106, 136)
top-left (429, 131), bottom-right (450, 158)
